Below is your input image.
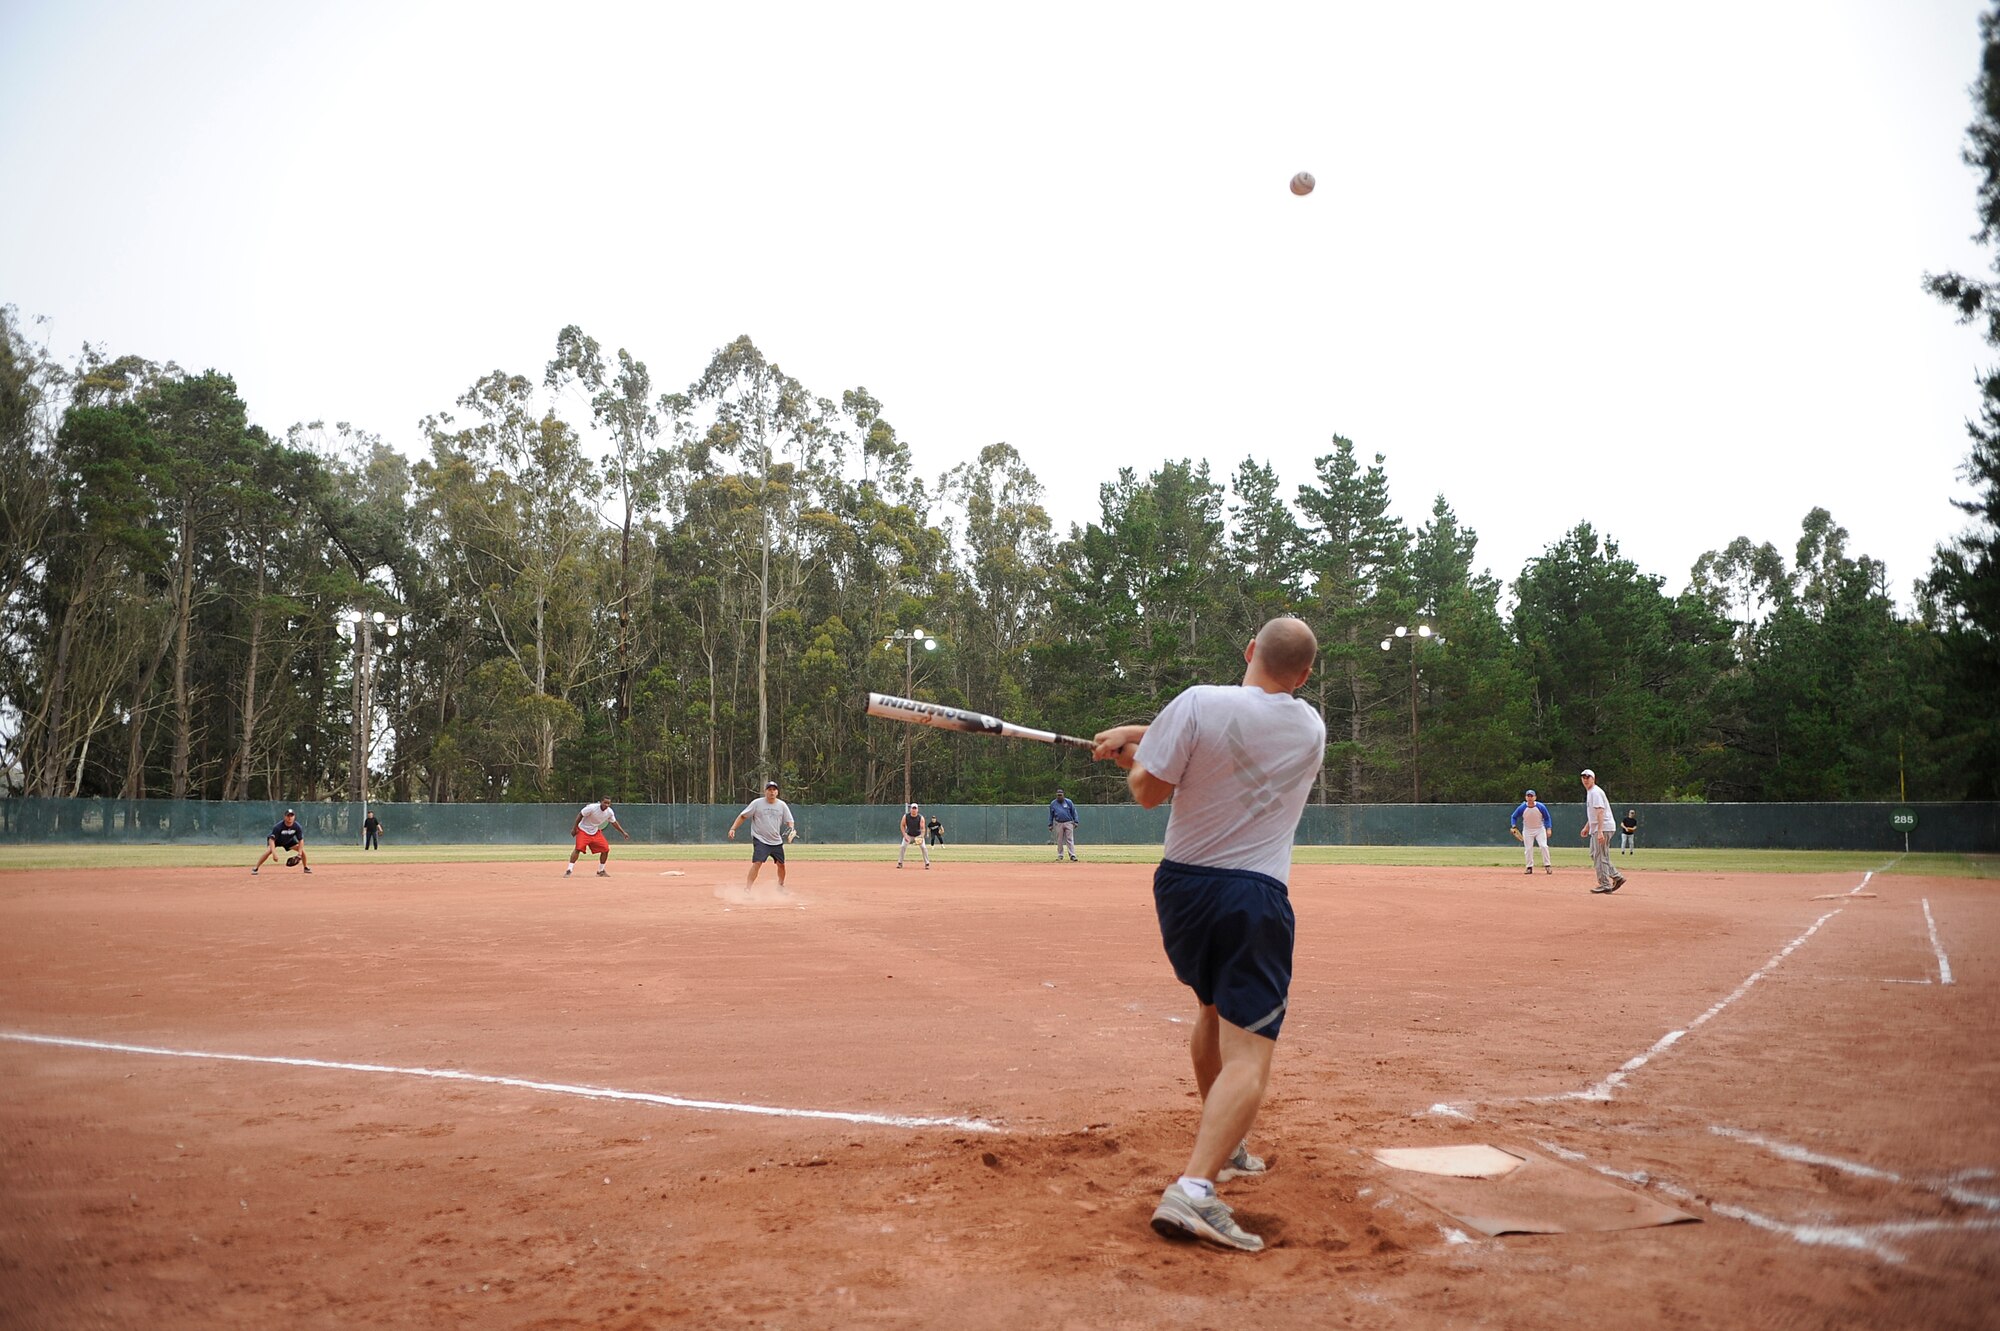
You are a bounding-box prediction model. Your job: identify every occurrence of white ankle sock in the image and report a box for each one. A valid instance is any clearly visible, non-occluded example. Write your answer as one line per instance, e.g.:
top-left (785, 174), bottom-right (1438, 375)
top-left (1176, 1176), bottom-right (1215, 1201)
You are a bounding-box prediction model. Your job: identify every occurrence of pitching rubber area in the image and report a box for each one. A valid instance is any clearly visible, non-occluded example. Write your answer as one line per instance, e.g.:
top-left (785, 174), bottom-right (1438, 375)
top-left (1, 856), bottom-right (1994, 1329)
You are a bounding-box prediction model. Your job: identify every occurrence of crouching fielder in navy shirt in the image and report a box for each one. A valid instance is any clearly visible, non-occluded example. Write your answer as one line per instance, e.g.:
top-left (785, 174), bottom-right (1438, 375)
top-left (1091, 616), bottom-right (1325, 1254)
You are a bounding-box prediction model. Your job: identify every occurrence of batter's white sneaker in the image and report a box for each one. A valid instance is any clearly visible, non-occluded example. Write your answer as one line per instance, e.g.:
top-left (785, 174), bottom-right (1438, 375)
top-left (1150, 1186), bottom-right (1263, 1252)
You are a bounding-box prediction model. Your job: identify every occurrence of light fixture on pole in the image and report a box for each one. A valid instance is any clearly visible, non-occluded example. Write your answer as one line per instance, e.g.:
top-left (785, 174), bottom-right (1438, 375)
top-left (881, 627), bottom-right (938, 805)
top-left (1379, 623), bottom-right (1438, 803)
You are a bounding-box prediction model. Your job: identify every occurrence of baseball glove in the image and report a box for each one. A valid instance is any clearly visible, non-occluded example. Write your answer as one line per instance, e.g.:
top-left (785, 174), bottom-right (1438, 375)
top-left (285, 855), bottom-right (301, 867)
top-left (1509, 827), bottom-right (1523, 843)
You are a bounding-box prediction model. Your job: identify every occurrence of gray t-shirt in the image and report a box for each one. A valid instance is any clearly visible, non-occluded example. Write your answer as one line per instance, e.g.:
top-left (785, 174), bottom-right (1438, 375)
top-left (738, 798), bottom-right (795, 845)
top-left (1585, 785), bottom-right (1614, 835)
top-left (1134, 684), bottom-right (1326, 884)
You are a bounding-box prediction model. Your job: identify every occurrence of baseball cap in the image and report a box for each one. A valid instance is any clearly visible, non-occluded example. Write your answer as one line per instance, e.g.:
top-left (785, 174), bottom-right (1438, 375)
top-left (765, 780), bottom-right (779, 788)
top-left (1525, 789), bottom-right (1536, 797)
top-left (910, 802), bottom-right (919, 809)
top-left (1055, 788), bottom-right (1065, 795)
top-left (284, 807), bottom-right (295, 814)
top-left (1580, 769), bottom-right (1595, 778)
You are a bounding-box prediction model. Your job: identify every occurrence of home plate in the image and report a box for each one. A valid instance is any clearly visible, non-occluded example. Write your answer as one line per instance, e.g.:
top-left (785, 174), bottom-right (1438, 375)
top-left (1373, 1145), bottom-right (1698, 1236)
top-left (1373, 1145), bottom-right (1524, 1178)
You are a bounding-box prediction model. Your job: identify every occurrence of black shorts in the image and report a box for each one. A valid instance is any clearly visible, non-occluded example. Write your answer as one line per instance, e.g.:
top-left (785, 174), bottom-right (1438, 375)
top-left (1153, 858), bottom-right (1295, 1040)
top-left (751, 839), bottom-right (785, 864)
top-left (272, 834), bottom-right (303, 850)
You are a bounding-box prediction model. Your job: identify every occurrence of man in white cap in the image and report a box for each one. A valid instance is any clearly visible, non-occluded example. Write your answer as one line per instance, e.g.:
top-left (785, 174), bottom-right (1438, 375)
top-left (1580, 769), bottom-right (1627, 894)
top-left (1509, 789), bottom-right (1554, 875)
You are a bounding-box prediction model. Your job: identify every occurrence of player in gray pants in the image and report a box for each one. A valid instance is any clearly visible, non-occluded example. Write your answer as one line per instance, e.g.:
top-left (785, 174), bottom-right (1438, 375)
top-left (1581, 769), bottom-right (1627, 894)
top-left (1049, 788), bottom-right (1079, 861)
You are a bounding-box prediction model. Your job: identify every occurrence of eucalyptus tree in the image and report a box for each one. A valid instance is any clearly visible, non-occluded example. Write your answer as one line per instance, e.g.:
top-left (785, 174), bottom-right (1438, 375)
top-left (35, 349), bottom-right (181, 803)
top-left (21, 401), bottom-right (162, 795)
top-left (545, 327), bottom-right (666, 754)
top-left (940, 441), bottom-right (1053, 698)
top-left (143, 371), bottom-right (257, 798)
top-left (807, 390), bottom-right (946, 800)
top-left (1688, 536), bottom-right (1789, 640)
top-left (418, 372), bottom-right (602, 791)
top-left (0, 308), bottom-right (63, 635)
top-left (213, 427), bottom-right (323, 799)
top-left (291, 427), bottom-right (416, 802)
top-left (0, 309), bottom-right (60, 791)
top-left (684, 336), bottom-right (824, 775)
top-left (435, 657), bottom-right (583, 800)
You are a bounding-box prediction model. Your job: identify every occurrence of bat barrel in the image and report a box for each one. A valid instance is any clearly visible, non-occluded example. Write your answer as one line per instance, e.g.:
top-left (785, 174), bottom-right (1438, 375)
top-left (865, 692), bottom-right (1095, 750)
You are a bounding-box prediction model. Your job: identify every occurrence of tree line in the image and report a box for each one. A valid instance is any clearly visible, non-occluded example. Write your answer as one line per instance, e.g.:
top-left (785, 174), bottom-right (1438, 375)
top-left (2, 309), bottom-right (1991, 810)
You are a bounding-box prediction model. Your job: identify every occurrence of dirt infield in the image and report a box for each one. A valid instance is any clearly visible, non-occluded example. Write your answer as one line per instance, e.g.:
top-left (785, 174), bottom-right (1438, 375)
top-left (1, 856), bottom-right (1994, 1329)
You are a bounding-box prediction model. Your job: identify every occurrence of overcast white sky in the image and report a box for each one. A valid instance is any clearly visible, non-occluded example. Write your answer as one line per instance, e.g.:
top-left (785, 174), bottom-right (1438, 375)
top-left (1, 0), bottom-right (1991, 603)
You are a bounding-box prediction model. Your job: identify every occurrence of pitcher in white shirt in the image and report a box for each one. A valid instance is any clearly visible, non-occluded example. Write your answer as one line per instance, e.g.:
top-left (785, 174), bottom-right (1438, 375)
top-left (1579, 770), bottom-right (1627, 894)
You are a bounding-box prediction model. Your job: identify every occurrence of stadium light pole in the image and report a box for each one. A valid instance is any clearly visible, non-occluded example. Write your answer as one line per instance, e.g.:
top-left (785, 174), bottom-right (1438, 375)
top-left (339, 609), bottom-right (400, 823)
top-left (1379, 624), bottom-right (1438, 803)
top-left (881, 628), bottom-right (937, 805)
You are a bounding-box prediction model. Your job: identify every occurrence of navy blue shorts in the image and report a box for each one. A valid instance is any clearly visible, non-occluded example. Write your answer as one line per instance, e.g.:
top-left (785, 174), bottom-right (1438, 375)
top-left (1153, 858), bottom-right (1295, 1040)
top-left (751, 839), bottom-right (785, 864)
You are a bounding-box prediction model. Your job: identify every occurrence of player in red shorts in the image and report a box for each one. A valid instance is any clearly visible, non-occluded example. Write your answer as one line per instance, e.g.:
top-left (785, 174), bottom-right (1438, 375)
top-left (565, 798), bottom-right (629, 877)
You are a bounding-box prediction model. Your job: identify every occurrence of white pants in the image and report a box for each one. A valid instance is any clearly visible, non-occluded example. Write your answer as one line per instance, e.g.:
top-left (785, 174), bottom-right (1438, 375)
top-left (1620, 832), bottom-right (1635, 852)
top-left (897, 835), bottom-right (929, 867)
top-left (1054, 822), bottom-right (1077, 858)
top-left (1523, 828), bottom-right (1551, 867)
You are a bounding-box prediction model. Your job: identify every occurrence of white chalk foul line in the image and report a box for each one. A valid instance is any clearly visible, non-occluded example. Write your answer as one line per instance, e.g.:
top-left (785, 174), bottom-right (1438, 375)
top-left (1533, 1138), bottom-right (2000, 1265)
top-left (1922, 898), bottom-right (1954, 986)
top-left (1544, 908), bottom-right (1844, 1103)
top-left (1711, 1125), bottom-right (2000, 1212)
top-left (1432, 875), bottom-right (1881, 1120)
top-left (0, 1032), bottom-right (1002, 1134)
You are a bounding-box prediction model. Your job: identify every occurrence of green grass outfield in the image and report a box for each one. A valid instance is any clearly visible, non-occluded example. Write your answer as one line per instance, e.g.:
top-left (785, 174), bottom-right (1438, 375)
top-left (0, 842), bottom-right (1991, 877)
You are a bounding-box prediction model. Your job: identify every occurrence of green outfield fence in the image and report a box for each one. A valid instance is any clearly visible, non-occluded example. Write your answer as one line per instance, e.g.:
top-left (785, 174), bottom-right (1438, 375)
top-left (0, 799), bottom-right (1993, 853)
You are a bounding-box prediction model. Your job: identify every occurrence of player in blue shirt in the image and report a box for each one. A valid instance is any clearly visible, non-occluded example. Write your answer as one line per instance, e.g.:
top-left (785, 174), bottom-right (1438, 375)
top-left (1049, 789), bottom-right (1079, 861)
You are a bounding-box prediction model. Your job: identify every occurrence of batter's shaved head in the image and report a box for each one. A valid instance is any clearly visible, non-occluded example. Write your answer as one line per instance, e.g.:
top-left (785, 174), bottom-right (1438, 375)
top-left (1255, 616), bottom-right (1318, 681)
